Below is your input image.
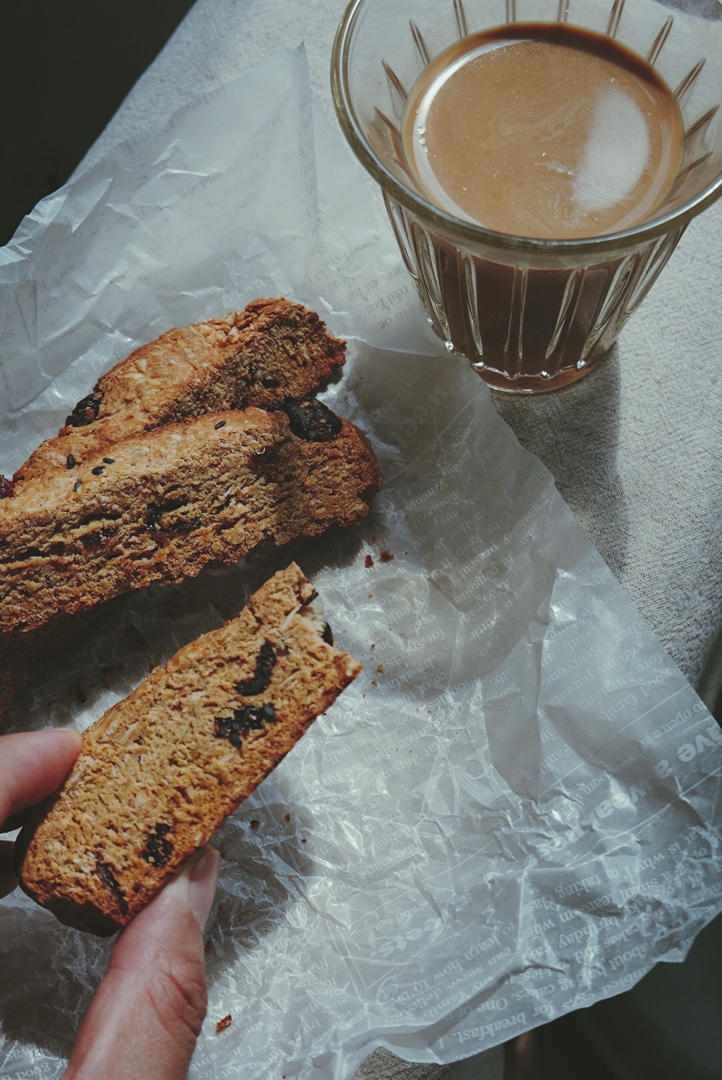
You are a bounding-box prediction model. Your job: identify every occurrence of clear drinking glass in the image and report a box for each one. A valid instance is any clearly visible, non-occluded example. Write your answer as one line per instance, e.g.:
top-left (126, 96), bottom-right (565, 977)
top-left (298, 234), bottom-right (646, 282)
top-left (331, 0), bottom-right (722, 393)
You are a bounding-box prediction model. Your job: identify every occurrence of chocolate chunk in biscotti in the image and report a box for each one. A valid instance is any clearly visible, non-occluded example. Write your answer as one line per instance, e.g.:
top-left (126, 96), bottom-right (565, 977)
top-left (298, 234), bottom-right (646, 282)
top-left (0, 405), bottom-right (381, 636)
top-left (18, 563), bottom-right (362, 935)
top-left (283, 399), bottom-right (344, 442)
top-left (11, 299), bottom-right (346, 488)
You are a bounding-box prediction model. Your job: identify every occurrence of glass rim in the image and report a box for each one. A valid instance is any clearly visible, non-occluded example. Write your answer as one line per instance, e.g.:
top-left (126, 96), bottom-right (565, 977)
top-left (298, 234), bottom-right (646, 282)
top-left (330, 0), bottom-right (722, 256)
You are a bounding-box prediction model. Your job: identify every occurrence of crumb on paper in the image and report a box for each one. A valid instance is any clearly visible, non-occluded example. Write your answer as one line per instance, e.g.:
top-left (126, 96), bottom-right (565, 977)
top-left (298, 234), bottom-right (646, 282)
top-left (379, 549), bottom-right (394, 562)
top-left (376, 663), bottom-right (384, 674)
top-left (249, 819), bottom-right (261, 832)
top-left (216, 1014), bottom-right (232, 1034)
top-left (365, 554), bottom-right (374, 568)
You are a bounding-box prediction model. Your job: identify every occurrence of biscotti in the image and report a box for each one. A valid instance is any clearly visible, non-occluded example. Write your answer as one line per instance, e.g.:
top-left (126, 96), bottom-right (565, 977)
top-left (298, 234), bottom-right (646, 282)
top-left (18, 563), bottom-right (361, 935)
top-left (0, 402), bottom-right (381, 636)
top-left (11, 298), bottom-right (345, 488)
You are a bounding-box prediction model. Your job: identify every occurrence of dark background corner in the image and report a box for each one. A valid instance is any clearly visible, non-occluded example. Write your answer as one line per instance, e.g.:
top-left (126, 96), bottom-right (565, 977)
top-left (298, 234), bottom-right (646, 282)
top-left (0, 0), bottom-right (196, 245)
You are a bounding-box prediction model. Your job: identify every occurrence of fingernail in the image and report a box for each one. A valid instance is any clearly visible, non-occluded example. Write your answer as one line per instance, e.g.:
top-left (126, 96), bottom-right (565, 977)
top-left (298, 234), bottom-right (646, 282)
top-left (186, 846), bottom-right (220, 930)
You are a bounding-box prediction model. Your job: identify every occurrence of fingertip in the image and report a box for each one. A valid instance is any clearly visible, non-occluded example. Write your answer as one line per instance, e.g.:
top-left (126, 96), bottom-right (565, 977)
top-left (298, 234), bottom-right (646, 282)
top-left (0, 728), bottom-right (83, 826)
top-left (159, 846), bottom-right (220, 931)
top-left (187, 846), bottom-right (220, 930)
top-left (15, 727), bottom-right (83, 764)
top-left (46, 726), bottom-right (83, 751)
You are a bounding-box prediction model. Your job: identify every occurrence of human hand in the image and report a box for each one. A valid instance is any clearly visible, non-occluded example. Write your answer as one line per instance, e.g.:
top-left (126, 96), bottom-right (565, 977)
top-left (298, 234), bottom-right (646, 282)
top-left (1, 729), bottom-right (220, 1080)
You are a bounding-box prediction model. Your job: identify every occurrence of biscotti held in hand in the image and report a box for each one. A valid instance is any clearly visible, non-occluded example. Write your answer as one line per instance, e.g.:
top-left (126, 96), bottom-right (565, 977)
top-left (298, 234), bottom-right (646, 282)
top-left (0, 402), bottom-right (381, 636)
top-left (18, 563), bottom-right (361, 935)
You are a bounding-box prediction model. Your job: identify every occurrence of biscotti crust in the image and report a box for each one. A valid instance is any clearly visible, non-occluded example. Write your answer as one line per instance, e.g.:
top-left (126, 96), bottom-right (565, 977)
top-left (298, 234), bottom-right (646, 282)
top-left (18, 563), bottom-right (361, 935)
top-left (0, 405), bottom-right (382, 636)
top-left (12, 298), bottom-right (346, 486)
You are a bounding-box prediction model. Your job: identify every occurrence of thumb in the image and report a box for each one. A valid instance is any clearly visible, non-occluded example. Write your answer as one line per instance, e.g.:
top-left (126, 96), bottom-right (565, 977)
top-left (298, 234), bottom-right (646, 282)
top-left (65, 847), bottom-right (220, 1080)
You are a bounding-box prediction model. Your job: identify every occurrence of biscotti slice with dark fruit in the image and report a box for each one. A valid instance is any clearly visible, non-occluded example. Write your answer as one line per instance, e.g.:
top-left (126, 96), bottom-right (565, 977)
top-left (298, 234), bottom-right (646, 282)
top-left (0, 401), bottom-right (381, 636)
top-left (18, 563), bottom-right (361, 935)
top-left (11, 298), bottom-right (345, 488)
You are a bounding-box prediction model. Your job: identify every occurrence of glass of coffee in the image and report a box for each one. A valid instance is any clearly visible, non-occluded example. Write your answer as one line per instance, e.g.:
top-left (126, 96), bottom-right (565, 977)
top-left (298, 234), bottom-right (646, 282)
top-left (332, 0), bottom-right (722, 393)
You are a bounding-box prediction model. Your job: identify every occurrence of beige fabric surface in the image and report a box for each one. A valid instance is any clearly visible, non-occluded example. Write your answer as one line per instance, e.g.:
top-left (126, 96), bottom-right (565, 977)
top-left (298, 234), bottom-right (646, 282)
top-left (356, 1048), bottom-right (444, 1079)
top-left (492, 221), bottom-right (722, 687)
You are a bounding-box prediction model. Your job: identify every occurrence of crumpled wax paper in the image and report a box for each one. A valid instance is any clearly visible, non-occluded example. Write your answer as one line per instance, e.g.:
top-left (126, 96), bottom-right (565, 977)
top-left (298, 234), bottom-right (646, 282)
top-left (0, 46), bottom-right (720, 1080)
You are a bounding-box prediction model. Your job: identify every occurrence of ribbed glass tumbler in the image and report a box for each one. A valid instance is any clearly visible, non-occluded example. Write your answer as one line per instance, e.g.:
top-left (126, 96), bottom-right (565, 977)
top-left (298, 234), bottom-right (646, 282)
top-left (331, 0), bottom-right (722, 393)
